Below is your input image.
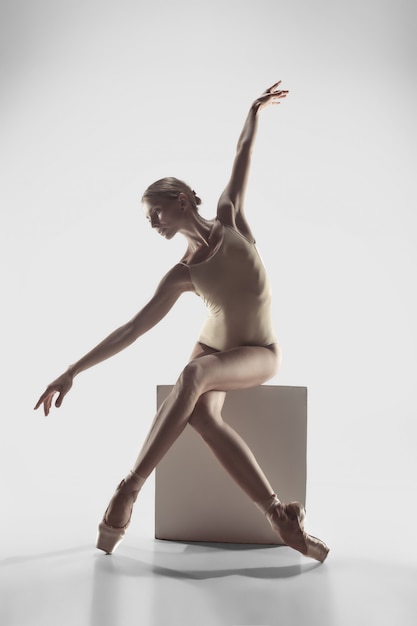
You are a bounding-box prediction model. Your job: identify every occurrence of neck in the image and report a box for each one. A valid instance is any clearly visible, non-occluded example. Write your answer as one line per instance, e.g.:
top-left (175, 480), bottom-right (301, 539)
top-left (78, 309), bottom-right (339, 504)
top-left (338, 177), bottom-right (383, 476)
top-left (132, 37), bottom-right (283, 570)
top-left (181, 213), bottom-right (214, 250)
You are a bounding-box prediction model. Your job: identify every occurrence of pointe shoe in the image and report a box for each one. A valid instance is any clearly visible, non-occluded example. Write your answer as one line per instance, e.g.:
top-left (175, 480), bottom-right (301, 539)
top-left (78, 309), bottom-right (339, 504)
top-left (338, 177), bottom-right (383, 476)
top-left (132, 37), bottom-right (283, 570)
top-left (96, 470), bottom-right (145, 555)
top-left (96, 519), bottom-right (127, 555)
top-left (257, 495), bottom-right (329, 563)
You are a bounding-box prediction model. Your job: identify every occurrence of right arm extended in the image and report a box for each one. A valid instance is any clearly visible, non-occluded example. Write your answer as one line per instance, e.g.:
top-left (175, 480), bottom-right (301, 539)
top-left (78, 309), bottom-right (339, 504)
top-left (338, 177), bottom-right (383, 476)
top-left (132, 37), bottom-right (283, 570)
top-left (34, 263), bottom-right (192, 415)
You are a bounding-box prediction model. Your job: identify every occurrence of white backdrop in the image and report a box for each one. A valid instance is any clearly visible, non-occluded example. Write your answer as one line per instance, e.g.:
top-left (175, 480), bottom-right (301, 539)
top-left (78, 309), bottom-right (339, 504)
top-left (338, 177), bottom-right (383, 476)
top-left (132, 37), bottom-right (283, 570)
top-left (1, 0), bottom-right (416, 556)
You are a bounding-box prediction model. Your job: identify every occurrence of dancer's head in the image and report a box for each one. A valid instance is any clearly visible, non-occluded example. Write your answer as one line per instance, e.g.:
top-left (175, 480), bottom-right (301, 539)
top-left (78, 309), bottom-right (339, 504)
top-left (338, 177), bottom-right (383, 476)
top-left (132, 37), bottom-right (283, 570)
top-left (141, 177), bottom-right (201, 210)
top-left (142, 177), bottom-right (202, 239)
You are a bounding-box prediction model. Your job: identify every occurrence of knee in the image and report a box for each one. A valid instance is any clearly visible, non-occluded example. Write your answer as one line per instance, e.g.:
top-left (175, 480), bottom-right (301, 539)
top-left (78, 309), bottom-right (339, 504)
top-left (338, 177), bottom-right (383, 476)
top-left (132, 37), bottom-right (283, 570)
top-left (178, 359), bottom-right (205, 400)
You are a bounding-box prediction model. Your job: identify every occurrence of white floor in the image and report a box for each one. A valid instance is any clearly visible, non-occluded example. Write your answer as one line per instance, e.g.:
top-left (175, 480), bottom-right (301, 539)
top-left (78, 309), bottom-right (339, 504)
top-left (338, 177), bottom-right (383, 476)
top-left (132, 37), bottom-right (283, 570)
top-left (1, 480), bottom-right (415, 626)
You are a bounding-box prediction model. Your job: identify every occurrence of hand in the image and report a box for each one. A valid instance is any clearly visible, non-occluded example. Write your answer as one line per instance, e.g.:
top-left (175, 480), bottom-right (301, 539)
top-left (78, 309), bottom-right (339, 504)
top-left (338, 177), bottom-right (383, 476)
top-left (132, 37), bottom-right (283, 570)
top-left (253, 80), bottom-right (289, 111)
top-left (34, 370), bottom-right (74, 416)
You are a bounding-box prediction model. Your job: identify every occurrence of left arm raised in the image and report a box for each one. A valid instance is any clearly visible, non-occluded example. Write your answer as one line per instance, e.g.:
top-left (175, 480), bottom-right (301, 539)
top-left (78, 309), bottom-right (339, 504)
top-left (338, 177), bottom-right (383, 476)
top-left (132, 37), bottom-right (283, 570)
top-left (217, 81), bottom-right (288, 235)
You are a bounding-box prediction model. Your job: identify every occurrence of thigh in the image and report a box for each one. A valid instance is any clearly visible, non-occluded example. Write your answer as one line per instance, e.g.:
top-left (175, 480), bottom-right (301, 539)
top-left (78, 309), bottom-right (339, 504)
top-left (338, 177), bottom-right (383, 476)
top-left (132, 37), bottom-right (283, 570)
top-left (185, 343), bottom-right (281, 395)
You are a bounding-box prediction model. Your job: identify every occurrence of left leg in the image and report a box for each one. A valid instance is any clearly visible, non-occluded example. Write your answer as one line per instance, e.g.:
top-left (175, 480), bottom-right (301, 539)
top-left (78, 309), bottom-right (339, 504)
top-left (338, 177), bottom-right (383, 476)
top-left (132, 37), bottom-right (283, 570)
top-left (97, 343), bottom-right (278, 552)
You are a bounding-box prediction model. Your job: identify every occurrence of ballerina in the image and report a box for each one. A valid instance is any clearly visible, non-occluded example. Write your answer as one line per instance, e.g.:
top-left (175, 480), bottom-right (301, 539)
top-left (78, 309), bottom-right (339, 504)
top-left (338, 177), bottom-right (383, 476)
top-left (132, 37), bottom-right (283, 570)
top-left (35, 81), bottom-right (329, 562)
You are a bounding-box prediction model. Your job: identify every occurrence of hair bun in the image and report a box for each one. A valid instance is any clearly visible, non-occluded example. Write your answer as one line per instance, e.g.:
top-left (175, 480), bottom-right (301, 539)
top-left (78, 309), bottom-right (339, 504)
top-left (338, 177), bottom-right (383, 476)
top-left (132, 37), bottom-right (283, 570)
top-left (192, 190), bottom-right (202, 206)
top-left (142, 177), bottom-right (202, 211)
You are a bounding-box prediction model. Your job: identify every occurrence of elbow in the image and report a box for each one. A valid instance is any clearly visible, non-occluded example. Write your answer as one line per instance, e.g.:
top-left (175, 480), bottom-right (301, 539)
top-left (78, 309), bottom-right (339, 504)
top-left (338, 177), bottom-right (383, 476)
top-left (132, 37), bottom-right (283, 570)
top-left (119, 320), bottom-right (140, 346)
top-left (237, 139), bottom-right (252, 153)
top-left (236, 141), bottom-right (253, 160)
top-left (126, 320), bottom-right (142, 343)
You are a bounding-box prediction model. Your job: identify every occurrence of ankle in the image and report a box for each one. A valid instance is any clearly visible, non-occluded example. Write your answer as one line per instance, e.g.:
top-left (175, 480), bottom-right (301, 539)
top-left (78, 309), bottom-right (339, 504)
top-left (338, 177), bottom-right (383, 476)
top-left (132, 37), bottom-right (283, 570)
top-left (103, 471), bottom-right (146, 529)
top-left (125, 470), bottom-right (146, 491)
top-left (254, 493), bottom-right (280, 515)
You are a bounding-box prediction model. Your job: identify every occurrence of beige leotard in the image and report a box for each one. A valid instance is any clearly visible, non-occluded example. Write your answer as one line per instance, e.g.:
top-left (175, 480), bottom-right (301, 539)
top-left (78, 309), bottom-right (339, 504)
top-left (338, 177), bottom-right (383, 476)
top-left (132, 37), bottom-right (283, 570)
top-left (183, 224), bottom-right (277, 351)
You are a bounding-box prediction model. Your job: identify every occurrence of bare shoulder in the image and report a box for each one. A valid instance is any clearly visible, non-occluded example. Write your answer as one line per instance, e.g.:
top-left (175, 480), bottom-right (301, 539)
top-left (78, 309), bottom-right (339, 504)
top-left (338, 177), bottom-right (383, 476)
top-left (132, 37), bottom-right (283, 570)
top-left (216, 196), bottom-right (255, 243)
top-left (216, 194), bottom-right (235, 227)
top-left (155, 263), bottom-right (194, 296)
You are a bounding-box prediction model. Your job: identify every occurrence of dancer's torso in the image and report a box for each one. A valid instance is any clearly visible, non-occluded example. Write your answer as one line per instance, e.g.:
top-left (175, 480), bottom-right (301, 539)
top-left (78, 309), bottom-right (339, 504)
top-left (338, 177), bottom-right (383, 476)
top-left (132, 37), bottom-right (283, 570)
top-left (181, 224), bottom-right (277, 351)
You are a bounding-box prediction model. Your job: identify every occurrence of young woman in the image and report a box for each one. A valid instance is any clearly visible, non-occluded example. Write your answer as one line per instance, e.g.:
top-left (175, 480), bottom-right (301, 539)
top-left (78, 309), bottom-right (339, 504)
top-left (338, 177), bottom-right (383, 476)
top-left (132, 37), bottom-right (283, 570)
top-left (35, 82), bottom-right (329, 562)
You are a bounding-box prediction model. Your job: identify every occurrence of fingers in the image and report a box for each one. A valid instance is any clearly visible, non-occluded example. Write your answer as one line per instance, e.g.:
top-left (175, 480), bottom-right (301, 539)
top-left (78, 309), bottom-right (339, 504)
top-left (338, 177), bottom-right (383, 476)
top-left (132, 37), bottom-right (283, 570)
top-left (257, 82), bottom-right (288, 110)
top-left (33, 396), bottom-right (49, 416)
top-left (55, 392), bottom-right (64, 408)
top-left (45, 395), bottom-right (52, 416)
top-left (255, 90), bottom-right (288, 111)
top-left (34, 388), bottom-right (59, 416)
top-left (33, 397), bottom-right (43, 411)
top-left (273, 92), bottom-right (288, 100)
top-left (265, 80), bottom-right (286, 94)
top-left (265, 80), bottom-right (288, 98)
top-left (34, 391), bottom-right (49, 411)
top-left (267, 80), bottom-right (282, 92)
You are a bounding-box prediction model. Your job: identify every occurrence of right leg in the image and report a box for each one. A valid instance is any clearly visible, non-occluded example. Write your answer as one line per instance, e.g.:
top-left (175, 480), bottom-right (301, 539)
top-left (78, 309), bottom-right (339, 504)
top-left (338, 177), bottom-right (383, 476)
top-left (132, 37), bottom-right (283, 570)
top-left (189, 391), bottom-right (328, 562)
top-left (186, 345), bottom-right (328, 562)
top-left (188, 390), bottom-right (275, 503)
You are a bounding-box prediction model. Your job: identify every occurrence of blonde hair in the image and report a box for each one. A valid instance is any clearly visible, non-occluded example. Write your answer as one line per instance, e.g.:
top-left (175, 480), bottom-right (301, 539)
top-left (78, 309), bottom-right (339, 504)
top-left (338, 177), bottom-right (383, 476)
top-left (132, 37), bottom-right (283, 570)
top-left (141, 177), bottom-right (202, 210)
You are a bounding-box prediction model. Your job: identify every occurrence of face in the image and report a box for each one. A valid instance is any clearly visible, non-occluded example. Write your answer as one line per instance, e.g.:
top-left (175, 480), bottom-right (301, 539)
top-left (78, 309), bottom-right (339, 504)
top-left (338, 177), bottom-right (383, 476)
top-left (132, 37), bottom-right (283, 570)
top-left (143, 195), bottom-right (184, 239)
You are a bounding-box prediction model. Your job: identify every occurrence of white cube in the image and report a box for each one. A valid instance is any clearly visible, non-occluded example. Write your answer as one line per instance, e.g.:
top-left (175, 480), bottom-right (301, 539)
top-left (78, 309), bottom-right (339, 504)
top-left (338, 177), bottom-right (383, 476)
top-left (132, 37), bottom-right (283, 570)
top-left (155, 385), bottom-right (307, 544)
